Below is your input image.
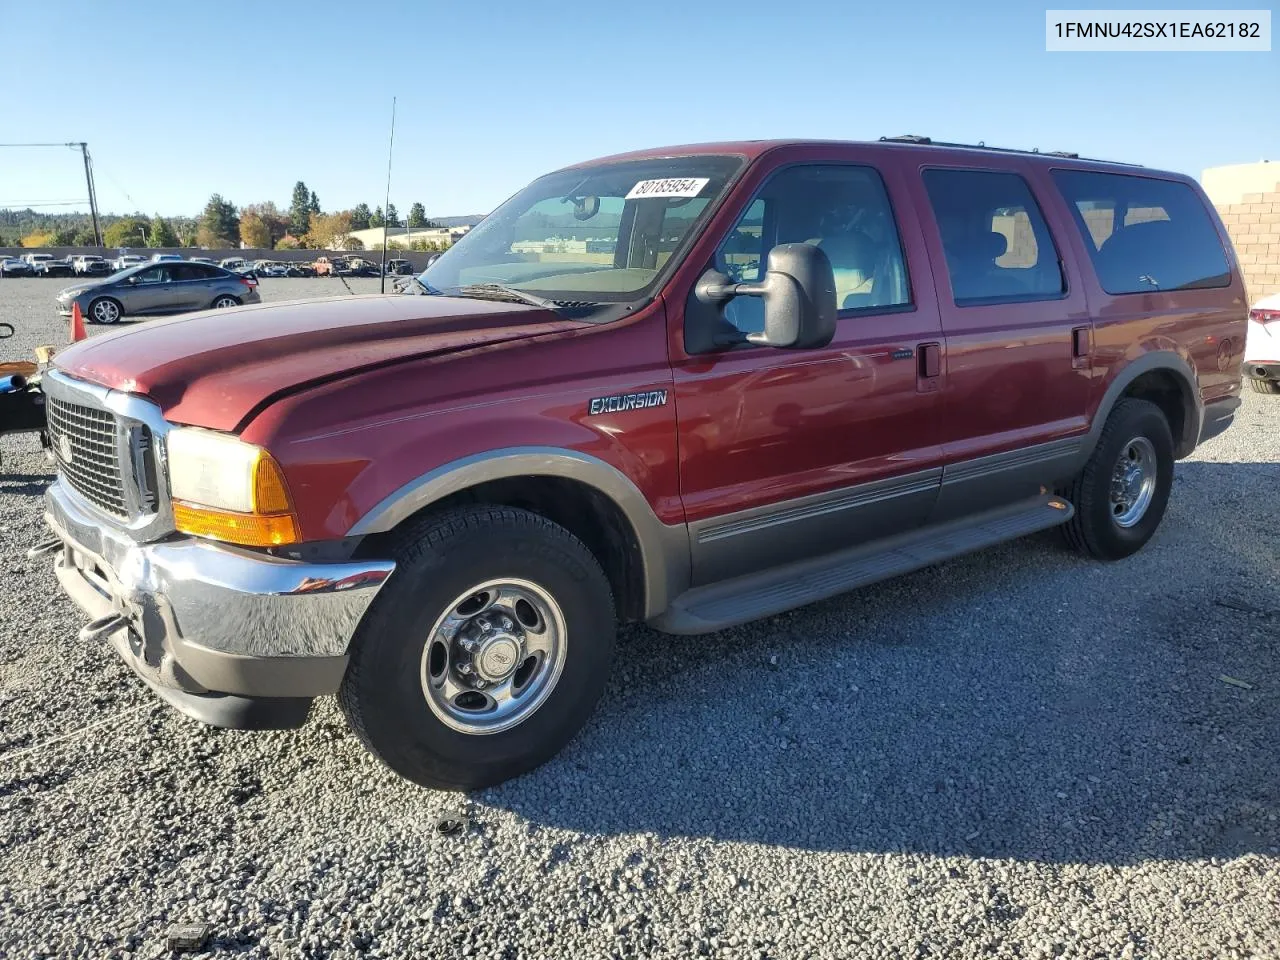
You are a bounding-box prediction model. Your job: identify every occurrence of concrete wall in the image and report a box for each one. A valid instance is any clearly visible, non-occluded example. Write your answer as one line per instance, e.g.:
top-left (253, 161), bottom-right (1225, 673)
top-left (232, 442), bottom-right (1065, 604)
top-left (0, 247), bottom-right (437, 271)
top-left (1203, 161), bottom-right (1280, 207)
top-left (1212, 187), bottom-right (1280, 301)
top-left (1203, 162), bottom-right (1280, 301)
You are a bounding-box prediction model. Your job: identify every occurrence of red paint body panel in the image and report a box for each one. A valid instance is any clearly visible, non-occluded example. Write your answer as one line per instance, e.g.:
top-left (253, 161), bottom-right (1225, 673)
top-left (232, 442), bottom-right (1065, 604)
top-left (662, 144), bottom-right (946, 523)
top-left (49, 139), bottom-right (1248, 553)
top-left (53, 295), bottom-right (581, 432)
top-left (238, 303), bottom-right (680, 541)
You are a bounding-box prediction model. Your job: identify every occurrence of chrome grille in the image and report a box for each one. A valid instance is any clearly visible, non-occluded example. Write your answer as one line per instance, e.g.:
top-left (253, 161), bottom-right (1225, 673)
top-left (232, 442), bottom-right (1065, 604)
top-left (46, 395), bottom-right (128, 518)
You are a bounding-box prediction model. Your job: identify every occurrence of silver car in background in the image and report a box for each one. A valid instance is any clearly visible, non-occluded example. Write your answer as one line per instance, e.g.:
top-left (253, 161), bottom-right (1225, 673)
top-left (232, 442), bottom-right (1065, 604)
top-left (56, 261), bottom-right (261, 324)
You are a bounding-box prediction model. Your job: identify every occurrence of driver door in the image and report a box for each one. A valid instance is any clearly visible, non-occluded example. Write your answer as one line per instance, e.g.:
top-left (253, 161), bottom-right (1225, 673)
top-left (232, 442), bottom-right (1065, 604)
top-left (669, 153), bottom-right (947, 585)
top-left (124, 265), bottom-right (172, 314)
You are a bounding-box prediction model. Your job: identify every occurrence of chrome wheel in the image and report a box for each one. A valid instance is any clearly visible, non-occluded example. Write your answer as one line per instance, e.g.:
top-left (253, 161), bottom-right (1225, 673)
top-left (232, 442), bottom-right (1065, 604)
top-left (1110, 436), bottom-right (1157, 528)
top-left (421, 578), bottom-right (567, 735)
top-left (212, 296), bottom-right (238, 309)
top-left (91, 299), bottom-right (119, 324)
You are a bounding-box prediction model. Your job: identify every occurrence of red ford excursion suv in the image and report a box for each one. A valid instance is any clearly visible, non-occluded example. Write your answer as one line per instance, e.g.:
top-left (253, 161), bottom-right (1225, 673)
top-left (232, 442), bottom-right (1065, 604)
top-left (36, 138), bottom-right (1248, 790)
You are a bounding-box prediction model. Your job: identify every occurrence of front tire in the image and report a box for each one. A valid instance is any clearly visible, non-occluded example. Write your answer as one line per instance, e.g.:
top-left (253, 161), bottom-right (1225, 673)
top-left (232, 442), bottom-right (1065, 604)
top-left (1060, 398), bottom-right (1174, 560)
top-left (1249, 378), bottom-right (1280, 395)
top-left (87, 297), bottom-right (122, 325)
top-left (339, 505), bottom-right (616, 790)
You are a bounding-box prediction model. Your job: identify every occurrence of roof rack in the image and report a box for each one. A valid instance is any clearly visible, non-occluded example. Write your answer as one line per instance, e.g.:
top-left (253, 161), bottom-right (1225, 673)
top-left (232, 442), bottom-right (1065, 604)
top-left (877, 135), bottom-right (1138, 166)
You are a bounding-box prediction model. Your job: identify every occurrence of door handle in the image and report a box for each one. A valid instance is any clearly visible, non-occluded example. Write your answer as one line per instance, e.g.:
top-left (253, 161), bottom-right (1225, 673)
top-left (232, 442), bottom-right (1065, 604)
top-left (917, 341), bottom-right (941, 393)
top-left (1071, 325), bottom-right (1091, 369)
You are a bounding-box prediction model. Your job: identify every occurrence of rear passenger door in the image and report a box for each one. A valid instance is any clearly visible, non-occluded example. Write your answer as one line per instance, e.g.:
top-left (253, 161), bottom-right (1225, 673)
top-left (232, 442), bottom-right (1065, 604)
top-left (165, 263), bottom-right (214, 311)
top-left (910, 161), bottom-right (1095, 520)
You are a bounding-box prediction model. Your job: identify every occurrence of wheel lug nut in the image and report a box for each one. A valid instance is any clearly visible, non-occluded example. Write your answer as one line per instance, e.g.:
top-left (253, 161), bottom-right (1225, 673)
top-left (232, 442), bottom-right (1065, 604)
top-left (457, 663), bottom-right (472, 674)
top-left (501, 617), bottom-right (513, 630)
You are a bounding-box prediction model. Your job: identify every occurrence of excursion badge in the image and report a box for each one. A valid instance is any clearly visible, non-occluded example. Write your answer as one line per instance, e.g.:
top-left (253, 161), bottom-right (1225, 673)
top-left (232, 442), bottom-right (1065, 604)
top-left (587, 390), bottom-right (669, 416)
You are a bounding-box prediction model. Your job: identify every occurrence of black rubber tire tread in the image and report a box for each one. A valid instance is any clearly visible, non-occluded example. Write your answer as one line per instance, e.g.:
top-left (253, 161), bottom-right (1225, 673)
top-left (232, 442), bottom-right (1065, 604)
top-left (1249, 378), bottom-right (1280, 395)
top-left (1059, 398), bottom-right (1174, 561)
top-left (338, 504), bottom-right (615, 791)
top-left (86, 297), bottom-right (122, 324)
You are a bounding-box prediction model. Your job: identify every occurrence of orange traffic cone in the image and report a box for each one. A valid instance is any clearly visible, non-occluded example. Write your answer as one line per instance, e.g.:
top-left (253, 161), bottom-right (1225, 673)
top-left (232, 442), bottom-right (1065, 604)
top-left (70, 301), bottom-right (87, 343)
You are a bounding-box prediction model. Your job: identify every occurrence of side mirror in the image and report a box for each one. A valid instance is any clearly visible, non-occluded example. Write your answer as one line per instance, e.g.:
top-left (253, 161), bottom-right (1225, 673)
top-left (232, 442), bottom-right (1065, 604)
top-left (695, 243), bottom-right (837, 349)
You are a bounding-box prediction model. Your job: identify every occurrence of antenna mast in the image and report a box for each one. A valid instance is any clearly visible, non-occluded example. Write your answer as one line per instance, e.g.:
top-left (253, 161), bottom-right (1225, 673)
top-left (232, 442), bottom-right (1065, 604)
top-left (380, 97), bottom-right (396, 293)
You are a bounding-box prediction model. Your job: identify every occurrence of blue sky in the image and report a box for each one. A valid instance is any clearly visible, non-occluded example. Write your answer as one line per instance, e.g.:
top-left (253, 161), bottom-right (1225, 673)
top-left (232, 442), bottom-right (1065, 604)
top-left (1, 0), bottom-right (1276, 218)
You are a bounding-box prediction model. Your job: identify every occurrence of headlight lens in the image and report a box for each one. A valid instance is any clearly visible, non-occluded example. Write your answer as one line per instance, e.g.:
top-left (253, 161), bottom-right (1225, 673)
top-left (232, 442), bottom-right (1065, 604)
top-left (166, 427), bottom-right (299, 546)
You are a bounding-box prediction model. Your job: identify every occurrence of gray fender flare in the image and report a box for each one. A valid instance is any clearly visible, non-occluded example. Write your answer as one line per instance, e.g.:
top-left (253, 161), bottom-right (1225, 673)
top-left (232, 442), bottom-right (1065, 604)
top-left (347, 446), bottom-right (689, 619)
top-left (1084, 350), bottom-right (1201, 461)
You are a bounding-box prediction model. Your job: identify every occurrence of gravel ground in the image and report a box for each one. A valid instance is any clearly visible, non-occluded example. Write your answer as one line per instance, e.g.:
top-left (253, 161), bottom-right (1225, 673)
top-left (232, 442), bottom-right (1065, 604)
top-left (1, 276), bottom-right (1278, 959)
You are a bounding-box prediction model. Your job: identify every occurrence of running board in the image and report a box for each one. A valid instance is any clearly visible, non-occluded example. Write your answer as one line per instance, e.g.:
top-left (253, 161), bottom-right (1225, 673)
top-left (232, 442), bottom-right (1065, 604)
top-left (656, 494), bottom-right (1074, 635)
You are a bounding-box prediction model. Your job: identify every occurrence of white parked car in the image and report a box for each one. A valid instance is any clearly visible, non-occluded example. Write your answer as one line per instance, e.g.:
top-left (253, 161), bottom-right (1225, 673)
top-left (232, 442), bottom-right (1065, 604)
top-left (112, 254), bottom-right (148, 271)
top-left (72, 255), bottom-right (111, 276)
top-left (1244, 293), bottom-right (1280, 395)
top-left (150, 253), bottom-right (184, 263)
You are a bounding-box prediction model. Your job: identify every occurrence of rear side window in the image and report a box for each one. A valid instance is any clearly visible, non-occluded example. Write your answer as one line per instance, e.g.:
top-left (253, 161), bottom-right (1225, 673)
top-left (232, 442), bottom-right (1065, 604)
top-left (1051, 170), bottom-right (1230, 294)
top-left (922, 169), bottom-right (1065, 305)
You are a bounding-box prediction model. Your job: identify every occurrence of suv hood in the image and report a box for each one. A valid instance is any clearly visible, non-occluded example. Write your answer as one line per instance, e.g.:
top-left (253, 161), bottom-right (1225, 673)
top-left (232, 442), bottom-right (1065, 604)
top-left (53, 294), bottom-right (583, 431)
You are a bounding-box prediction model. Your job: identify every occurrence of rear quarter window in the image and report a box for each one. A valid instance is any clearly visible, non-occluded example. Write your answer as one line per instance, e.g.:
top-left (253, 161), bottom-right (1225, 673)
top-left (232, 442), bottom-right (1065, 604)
top-left (1051, 170), bottom-right (1230, 295)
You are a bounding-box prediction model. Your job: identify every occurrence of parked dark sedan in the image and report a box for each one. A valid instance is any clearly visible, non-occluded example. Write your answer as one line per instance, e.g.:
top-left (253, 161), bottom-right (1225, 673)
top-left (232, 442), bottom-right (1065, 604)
top-left (55, 261), bottom-right (261, 324)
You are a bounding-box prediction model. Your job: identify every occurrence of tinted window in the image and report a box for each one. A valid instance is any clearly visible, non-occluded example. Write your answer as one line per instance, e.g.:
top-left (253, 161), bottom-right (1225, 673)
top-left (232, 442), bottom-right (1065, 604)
top-left (923, 169), bottom-right (1065, 305)
top-left (133, 266), bottom-right (169, 284)
top-left (170, 264), bottom-right (207, 281)
top-left (714, 164), bottom-right (910, 334)
top-left (1051, 170), bottom-right (1229, 294)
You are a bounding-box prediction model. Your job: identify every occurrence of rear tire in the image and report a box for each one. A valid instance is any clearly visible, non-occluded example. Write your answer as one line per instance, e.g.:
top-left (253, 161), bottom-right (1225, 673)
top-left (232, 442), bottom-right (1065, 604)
top-left (1249, 378), bottom-right (1280, 395)
top-left (338, 505), bottom-right (616, 791)
top-left (87, 297), bottom-right (122, 325)
top-left (211, 295), bottom-right (240, 309)
top-left (1060, 398), bottom-right (1174, 560)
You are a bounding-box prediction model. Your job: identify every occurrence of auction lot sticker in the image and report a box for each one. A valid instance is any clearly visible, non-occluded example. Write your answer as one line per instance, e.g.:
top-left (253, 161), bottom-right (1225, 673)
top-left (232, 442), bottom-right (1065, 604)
top-left (625, 178), bottom-right (710, 200)
top-left (1046, 9), bottom-right (1271, 50)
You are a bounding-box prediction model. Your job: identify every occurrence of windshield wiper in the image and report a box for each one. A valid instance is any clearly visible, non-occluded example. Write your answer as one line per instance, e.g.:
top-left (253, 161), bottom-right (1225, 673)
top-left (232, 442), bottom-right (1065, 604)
top-left (409, 275), bottom-right (443, 295)
top-left (454, 283), bottom-right (558, 310)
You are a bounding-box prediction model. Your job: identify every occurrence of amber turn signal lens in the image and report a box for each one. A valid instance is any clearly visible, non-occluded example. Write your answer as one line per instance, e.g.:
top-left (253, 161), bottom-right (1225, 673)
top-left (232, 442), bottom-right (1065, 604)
top-left (173, 502), bottom-right (300, 547)
top-left (252, 453), bottom-right (293, 514)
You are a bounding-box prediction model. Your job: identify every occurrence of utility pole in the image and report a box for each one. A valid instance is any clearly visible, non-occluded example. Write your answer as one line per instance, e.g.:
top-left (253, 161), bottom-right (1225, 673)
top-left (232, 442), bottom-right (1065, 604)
top-left (78, 142), bottom-right (102, 247)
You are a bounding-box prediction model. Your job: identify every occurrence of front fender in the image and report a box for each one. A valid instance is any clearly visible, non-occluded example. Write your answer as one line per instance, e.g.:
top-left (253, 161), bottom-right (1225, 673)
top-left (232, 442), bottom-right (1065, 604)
top-left (348, 446), bottom-right (689, 619)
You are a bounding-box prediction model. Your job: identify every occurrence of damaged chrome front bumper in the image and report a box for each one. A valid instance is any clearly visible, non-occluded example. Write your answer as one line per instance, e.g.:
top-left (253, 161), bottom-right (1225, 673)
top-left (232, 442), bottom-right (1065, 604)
top-left (41, 480), bottom-right (395, 729)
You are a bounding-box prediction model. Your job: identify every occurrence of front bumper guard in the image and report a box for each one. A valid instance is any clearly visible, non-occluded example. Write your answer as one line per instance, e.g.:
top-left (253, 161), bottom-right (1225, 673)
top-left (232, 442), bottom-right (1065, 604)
top-left (42, 481), bottom-right (395, 729)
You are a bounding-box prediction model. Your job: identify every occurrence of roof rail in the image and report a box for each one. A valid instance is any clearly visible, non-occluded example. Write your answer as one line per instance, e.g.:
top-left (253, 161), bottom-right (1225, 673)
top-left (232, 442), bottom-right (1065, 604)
top-left (877, 135), bottom-right (1138, 166)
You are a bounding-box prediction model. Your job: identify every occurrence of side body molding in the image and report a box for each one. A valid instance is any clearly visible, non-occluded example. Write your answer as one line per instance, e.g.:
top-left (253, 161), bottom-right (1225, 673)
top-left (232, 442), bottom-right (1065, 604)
top-left (347, 446), bottom-right (690, 619)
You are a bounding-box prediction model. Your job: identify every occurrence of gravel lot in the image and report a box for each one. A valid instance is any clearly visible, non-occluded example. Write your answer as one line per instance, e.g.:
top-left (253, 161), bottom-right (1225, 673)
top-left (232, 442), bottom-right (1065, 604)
top-left (1, 276), bottom-right (1278, 959)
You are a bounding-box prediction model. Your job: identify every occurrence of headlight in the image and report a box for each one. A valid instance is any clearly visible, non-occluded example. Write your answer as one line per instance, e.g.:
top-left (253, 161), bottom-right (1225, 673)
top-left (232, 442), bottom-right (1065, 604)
top-left (166, 427), bottom-right (299, 546)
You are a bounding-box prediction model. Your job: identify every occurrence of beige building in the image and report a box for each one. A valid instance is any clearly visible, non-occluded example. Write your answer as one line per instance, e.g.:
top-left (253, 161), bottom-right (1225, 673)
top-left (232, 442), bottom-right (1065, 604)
top-left (341, 225), bottom-right (470, 251)
top-left (1201, 161), bottom-right (1280, 300)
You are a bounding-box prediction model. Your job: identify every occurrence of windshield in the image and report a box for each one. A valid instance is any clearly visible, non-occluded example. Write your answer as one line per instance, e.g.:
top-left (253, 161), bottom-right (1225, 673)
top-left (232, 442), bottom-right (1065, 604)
top-left (422, 155), bottom-right (743, 303)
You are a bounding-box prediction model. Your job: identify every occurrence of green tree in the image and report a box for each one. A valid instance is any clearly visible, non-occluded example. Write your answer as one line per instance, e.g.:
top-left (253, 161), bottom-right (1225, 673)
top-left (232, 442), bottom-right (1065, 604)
top-left (385, 203), bottom-right (401, 227)
top-left (241, 202), bottom-right (289, 245)
top-left (407, 203), bottom-right (428, 228)
top-left (290, 181), bottom-right (312, 236)
top-left (103, 215), bottom-right (152, 248)
top-left (369, 206), bottom-right (385, 228)
top-left (240, 211), bottom-right (271, 249)
top-left (350, 203), bottom-right (372, 230)
top-left (309, 190), bottom-right (321, 215)
top-left (196, 194), bottom-right (239, 248)
top-left (147, 215), bottom-right (179, 247)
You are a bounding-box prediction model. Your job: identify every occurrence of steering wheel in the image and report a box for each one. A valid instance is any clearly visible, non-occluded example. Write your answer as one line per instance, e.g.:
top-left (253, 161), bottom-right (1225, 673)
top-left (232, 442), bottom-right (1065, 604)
top-left (0, 322), bottom-right (13, 340)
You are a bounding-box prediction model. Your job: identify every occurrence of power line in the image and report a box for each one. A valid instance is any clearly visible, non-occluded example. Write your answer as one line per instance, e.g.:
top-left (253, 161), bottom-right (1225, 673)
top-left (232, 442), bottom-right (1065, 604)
top-left (0, 200), bottom-right (91, 208)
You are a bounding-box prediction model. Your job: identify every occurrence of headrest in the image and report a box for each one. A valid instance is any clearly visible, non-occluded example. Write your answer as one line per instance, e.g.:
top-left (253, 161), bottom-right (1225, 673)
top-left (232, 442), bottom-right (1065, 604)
top-left (972, 231), bottom-right (1009, 262)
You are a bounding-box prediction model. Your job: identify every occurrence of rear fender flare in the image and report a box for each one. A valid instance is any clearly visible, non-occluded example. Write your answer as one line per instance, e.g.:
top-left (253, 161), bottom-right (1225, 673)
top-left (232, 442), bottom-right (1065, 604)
top-left (1084, 350), bottom-right (1200, 462)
